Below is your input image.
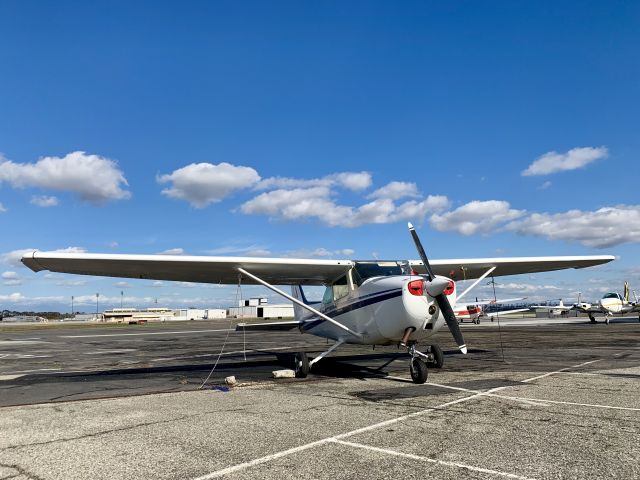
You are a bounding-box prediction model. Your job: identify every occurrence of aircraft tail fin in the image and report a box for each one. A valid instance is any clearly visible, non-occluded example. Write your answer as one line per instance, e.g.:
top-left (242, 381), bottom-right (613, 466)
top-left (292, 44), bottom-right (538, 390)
top-left (624, 281), bottom-right (630, 303)
top-left (291, 285), bottom-right (309, 320)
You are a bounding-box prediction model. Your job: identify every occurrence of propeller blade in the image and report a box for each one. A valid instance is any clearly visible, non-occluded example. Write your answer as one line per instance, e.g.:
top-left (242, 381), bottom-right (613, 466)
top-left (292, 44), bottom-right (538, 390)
top-left (408, 223), bottom-right (467, 354)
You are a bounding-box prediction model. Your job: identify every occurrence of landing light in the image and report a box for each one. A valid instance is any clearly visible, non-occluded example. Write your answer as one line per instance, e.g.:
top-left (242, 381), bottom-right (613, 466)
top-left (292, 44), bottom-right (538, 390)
top-left (443, 280), bottom-right (455, 296)
top-left (408, 279), bottom-right (424, 296)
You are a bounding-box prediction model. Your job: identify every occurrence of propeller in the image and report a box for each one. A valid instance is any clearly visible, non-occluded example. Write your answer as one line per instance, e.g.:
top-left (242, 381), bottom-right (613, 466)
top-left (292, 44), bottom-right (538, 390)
top-left (408, 222), bottom-right (467, 354)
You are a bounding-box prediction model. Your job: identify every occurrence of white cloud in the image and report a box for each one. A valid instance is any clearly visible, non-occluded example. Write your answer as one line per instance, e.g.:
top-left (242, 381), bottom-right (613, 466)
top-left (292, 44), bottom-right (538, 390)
top-left (2, 248), bottom-right (38, 267)
top-left (30, 195), bottom-right (59, 207)
top-left (522, 146), bottom-right (608, 176)
top-left (285, 248), bottom-right (355, 258)
top-left (430, 200), bottom-right (525, 235)
top-left (241, 186), bottom-right (449, 227)
top-left (56, 279), bottom-right (88, 287)
top-left (0, 151), bottom-right (130, 204)
top-left (158, 162), bottom-right (260, 208)
top-left (368, 181), bottom-right (420, 200)
top-left (108, 241), bottom-right (119, 248)
top-left (538, 181), bottom-right (552, 190)
top-left (1, 246), bottom-right (86, 268)
top-left (2, 271), bottom-right (21, 286)
top-left (114, 281), bottom-right (131, 288)
top-left (256, 171), bottom-right (372, 192)
top-left (157, 248), bottom-right (185, 255)
top-left (506, 205), bottom-right (640, 248)
top-left (0, 203), bottom-right (6, 213)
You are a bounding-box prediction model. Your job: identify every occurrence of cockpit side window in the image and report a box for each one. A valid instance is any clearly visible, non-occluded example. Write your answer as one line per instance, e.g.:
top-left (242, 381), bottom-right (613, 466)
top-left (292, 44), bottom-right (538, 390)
top-left (322, 274), bottom-right (350, 304)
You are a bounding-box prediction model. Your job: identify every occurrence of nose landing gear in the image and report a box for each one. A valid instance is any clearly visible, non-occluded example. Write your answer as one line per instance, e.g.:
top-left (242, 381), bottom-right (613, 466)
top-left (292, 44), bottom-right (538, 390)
top-left (406, 344), bottom-right (436, 384)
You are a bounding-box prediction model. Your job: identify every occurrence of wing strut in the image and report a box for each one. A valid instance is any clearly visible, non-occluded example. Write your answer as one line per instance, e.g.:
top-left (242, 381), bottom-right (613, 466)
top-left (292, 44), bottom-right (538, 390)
top-left (236, 268), bottom-right (362, 339)
top-left (309, 339), bottom-right (345, 367)
top-left (455, 266), bottom-right (496, 304)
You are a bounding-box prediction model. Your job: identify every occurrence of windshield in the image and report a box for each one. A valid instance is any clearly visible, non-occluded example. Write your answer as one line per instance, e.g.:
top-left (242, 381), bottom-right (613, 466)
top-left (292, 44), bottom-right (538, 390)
top-left (352, 261), bottom-right (409, 286)
top-left (603, 293), bottom-right (620, 300)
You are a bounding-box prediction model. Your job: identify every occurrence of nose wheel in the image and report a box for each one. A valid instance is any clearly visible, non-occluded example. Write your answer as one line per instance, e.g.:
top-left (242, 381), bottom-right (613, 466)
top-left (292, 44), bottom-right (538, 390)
top-left (407, 344), bottom-right (431, 384)
top-left (410, 357), bottom-right (428, 384)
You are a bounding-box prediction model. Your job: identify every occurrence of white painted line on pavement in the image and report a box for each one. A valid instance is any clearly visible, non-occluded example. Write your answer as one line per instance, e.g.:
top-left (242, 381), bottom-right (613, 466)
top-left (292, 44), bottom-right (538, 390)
top-left (521, 359), bottom-right (601, 383)
top-left (331, 439), bottom-right (540, 480)
top-left (59, 328), bottom-right (234, 338)
top-left (192, 359), bottom-right (596, 479)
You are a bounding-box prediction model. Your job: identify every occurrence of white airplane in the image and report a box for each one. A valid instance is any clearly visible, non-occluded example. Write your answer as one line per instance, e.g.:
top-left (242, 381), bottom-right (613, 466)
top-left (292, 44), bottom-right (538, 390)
top-left (530, 299), bottom-right (572, 316)
top-left (21, 224), bottom-right (614, 384)
top-left (574, 282), bottom-right (640, 324)
top-left (455, 297), bottom-right (526, 324)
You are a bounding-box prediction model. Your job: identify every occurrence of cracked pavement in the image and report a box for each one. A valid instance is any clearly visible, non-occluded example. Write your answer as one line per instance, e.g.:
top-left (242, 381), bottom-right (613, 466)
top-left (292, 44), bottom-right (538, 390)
top-left (0, 318), bottom-right (639, 479)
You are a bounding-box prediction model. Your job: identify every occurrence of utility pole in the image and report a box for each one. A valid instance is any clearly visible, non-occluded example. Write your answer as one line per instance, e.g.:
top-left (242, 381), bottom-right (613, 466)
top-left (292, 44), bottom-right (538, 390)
top-left (121, 290), bottom-right (124, 308)
top-left (71, 296), bottom-right (74, 317)
top-left (96, 293), bottom-right (99, 316)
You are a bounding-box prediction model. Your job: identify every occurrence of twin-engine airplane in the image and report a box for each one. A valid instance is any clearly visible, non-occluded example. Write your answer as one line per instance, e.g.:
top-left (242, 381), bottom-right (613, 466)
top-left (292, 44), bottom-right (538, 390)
top-left (574, 282), bottom-right (640, 324)
top-left (21, 224), bottom-right (614, 384)
top-left (531, 283), bottom-right (640, 324)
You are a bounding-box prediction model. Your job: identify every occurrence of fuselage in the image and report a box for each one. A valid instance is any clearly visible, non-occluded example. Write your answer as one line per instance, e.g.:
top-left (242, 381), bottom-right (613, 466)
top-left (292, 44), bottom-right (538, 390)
top-left (294, 275), bottom-right (452, 345)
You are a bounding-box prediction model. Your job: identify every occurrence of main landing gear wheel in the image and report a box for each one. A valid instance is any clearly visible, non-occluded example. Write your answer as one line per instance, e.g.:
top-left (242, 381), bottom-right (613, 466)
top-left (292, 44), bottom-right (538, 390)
top-left (474, 317), bottom-right (481, 325)
top-left (428, 344), bottom-right (444, 369)
top-left (589, 314), bottom-right (596, 324)
top-left (410, 357), bottom-right (428, 384)
top-left (294, 352), bottom-right (309, 378)
top-left (605, 317), bottom-right (610, 325)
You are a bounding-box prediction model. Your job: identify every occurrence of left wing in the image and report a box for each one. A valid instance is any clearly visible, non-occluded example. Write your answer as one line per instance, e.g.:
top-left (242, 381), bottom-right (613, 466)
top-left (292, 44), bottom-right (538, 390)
top-left (21, 252), bottom-right (353, 286)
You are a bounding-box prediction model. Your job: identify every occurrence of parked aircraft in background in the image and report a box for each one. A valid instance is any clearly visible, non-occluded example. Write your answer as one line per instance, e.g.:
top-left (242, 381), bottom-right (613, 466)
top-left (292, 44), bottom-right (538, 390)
top-left (574, 282), bottom-right (640, 324)
top-left (21, 224), bottom-right (615, 384)
top-left (455, 297), bottom-right (526, 324)
top-left (530, 299), bottom-right (572, 316)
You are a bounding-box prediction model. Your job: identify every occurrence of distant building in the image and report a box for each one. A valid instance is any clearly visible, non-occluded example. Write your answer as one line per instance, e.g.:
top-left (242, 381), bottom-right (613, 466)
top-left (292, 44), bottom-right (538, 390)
top-left (102, 307), bottom-right (226, 323)
top-left (227, 297), bottom-right (294, 319)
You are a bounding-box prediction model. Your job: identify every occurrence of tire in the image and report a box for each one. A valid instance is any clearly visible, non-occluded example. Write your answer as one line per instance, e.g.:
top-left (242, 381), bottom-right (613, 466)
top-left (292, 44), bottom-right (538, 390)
top-left (294, 352), bottom-right (310, 378)
top-left (605, 318), bottom-right (610, 325)
top-left (429, 344), bottom-right (444, 369)
top-left (410, 357), bottom-right (428, 384)
top-left (589, 315), bottom-right (596, 324)
top-left (476, 317), bottom-right (481, 325)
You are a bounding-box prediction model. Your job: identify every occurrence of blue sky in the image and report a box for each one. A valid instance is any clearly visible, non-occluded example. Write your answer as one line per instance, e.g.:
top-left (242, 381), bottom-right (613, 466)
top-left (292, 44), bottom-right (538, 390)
top-left (0, 1), bottom-right (638, 311)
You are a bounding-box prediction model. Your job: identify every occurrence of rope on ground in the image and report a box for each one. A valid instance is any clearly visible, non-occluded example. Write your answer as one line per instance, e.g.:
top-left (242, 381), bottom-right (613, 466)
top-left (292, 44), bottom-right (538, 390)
top-left (198, 274), bottom-right (243, 389)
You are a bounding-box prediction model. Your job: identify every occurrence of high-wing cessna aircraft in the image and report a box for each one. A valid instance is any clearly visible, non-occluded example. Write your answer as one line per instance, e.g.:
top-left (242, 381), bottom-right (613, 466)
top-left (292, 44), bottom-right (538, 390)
top-left (456, 297), bottom-right (526, 324)
top-left (21, 224), bottom-right (614, 384)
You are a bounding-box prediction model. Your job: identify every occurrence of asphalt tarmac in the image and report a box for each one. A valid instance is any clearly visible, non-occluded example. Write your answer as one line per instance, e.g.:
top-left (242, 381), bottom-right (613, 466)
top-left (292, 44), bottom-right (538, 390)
top-left (0, 316), bottom-right (638, 479)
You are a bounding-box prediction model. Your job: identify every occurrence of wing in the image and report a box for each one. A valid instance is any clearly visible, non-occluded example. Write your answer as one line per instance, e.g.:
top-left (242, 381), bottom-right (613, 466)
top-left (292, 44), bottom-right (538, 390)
top-left (485, 308), bottom-right (531, 317)
top-left (21, 252), bottom-right (353, 286)
top-left (235, 320), bottom-right (302, 331)
top-left (21, 251), bottom-right (614, 285)
top-left (411, 255), bottom-right (614, 280)
top-left (529, 305), bottom-right (573, 311)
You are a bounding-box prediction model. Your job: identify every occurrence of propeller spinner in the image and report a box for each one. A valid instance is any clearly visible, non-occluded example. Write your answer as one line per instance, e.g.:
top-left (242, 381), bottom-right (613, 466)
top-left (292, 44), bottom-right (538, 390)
top-left (408, 222), bottom-right (467, 354)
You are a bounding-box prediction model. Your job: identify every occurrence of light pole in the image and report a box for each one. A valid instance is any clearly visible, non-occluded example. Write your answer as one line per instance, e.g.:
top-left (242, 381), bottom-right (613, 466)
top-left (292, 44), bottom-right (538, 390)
top-left (121, 290), bottom-right (123, 309)
top-left (96, 293), bottom-right (99, 317)
top-left (71, 296), bottom-right (74, 316)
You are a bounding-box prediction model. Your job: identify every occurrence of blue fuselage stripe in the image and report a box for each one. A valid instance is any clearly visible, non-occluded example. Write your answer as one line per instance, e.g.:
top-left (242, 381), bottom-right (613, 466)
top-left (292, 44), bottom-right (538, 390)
top-left (301, 288), bottom-right (403, 331)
